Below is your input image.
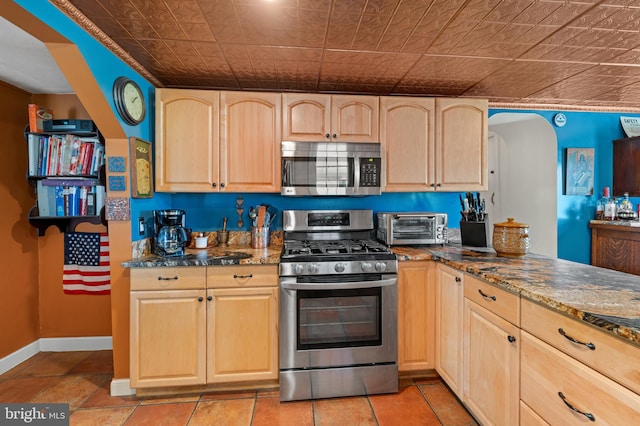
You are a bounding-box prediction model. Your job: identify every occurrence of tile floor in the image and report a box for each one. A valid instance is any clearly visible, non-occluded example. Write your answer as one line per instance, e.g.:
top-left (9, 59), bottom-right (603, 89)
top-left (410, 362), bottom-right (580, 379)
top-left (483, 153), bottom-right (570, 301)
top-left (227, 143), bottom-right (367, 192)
top-left (0, 350), bottom-right (478, 425)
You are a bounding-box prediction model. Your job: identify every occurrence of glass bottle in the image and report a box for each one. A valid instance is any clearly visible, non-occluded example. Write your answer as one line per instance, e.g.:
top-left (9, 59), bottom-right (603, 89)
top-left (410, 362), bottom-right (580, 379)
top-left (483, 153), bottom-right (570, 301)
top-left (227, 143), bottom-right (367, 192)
top-left (616, 192), bottom-right (634, 220)
top-left (596, 187), bottom-right (608, 220)
top-left (604, 187), bottom-right (617, 220)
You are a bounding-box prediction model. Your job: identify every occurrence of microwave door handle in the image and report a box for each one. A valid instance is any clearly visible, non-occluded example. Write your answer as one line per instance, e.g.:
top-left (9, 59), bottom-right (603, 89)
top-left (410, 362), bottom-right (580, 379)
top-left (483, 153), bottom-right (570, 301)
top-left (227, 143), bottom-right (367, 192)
top-left (280, 277), bottom-right (397, 291)
top-left (282, 160), bottom-right (290, 186)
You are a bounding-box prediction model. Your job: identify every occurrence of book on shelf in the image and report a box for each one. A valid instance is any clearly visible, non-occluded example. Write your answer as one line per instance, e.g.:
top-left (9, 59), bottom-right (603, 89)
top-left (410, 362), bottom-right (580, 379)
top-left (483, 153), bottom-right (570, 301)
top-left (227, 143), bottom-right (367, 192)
top-left (28, 104), bottom-right (53, 133)
top-left (36, 178), bottom-right (103, 217)
top-left (28, 133), bottom-right (103, 177)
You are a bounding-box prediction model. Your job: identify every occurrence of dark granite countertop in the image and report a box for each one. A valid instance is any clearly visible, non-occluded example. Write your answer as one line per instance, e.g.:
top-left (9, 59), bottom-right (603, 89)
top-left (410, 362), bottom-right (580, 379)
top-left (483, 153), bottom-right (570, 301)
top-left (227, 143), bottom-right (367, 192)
top-left (121, 243), bottom-right (283, 267)
top-left (392, 245), bottom-right (640, 347)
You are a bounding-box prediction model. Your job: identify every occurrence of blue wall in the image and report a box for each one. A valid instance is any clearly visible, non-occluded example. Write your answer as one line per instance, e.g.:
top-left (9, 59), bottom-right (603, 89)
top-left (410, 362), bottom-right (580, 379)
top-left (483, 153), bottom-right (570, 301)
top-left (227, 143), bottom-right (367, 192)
top-left (18, 0), bottom-right (640, 265)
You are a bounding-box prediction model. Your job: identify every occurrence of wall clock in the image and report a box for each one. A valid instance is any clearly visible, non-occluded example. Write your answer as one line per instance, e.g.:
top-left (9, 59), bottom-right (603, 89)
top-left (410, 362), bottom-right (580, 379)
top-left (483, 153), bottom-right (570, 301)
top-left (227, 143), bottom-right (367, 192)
top-left (113, 77), bottom-right (146, 125)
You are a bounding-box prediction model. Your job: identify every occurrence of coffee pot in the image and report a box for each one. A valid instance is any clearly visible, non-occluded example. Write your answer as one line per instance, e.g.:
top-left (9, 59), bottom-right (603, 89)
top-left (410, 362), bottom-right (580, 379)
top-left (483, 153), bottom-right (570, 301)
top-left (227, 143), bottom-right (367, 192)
top-left (154, 209), bottom-right (188, 256)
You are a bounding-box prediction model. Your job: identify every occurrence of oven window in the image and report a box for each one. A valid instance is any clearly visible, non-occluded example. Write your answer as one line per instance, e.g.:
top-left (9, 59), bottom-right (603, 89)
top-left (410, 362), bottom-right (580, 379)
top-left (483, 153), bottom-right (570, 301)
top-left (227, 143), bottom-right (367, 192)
top-left (297, 287), bottom-right (381, 350)
top-left (392, 217), bottom-right (435, 240)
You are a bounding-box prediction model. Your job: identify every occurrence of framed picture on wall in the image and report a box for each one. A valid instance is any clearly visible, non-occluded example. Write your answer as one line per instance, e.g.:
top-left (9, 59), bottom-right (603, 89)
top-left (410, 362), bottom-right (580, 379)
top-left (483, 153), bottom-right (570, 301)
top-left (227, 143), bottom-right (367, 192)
top-left (565, 148), bottom-right (594, 196)
top-left (129, 137), bottom-right (153, 198)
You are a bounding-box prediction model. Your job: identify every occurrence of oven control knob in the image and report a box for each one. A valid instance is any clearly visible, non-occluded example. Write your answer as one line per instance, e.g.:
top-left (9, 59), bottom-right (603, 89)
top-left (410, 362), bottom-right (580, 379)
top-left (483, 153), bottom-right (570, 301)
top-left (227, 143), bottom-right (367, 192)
top-left (293, 264), bottom-right (304, 274)
top-left (361, 262), bottom-right (373, 272)
top-left (308, 263), bottom-right (320, 274)
top-left (375, 262), bottom-right (387, 272)
top-left (334, 263), bottom-right (346, 273)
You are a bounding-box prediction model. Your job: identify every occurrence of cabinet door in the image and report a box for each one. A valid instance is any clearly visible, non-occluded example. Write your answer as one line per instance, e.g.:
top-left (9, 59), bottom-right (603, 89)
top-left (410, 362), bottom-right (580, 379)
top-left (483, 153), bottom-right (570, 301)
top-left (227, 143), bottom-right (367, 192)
top-left (282, 93), bottom-right (331, 141)
top-left (435, 264), bottom-right (464, 397)
top-left (331, 94), bottom-right (379, 142)
top-left (435, 98), bottom-right (487, 191)
top-left (207, 287), bottom-right (279, 383)
top-left (380, 97), bottom-right (435, 191)
top-left (398, 261), bottom-right (436, 372)
top-left (220, 92), bottom-right (281, 192)
top-left (130, 289), bottom-right (206, 388)
top-left (155, 89), bottom-right (219, 192)
top-left (463, 298), bottom-right (519, 426)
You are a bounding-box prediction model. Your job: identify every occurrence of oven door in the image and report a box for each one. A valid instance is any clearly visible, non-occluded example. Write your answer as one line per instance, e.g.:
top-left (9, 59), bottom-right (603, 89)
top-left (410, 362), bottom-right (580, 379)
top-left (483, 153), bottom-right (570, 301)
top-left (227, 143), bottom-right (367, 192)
top-left (279, 274), bottom-right (397, 370)
top-left (390, 214), bottom-right (439, 244)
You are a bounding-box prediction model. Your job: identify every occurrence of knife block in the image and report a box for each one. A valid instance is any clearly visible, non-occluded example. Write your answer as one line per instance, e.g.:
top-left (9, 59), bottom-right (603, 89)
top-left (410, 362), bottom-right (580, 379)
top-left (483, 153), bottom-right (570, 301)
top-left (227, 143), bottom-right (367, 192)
top-left (460, 219), bottom-right (489, 247)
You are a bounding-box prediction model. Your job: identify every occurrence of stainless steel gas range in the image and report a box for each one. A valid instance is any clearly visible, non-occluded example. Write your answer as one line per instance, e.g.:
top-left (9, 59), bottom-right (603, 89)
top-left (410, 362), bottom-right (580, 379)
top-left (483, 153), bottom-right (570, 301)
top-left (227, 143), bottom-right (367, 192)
top-left (279, 209), bottom-right (398, 402)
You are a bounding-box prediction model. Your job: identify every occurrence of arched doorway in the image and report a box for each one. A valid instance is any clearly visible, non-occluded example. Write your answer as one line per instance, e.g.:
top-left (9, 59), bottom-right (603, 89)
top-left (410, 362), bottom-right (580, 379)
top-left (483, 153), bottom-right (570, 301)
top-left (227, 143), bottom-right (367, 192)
top-left (487, 113), bottom-right (558, 257)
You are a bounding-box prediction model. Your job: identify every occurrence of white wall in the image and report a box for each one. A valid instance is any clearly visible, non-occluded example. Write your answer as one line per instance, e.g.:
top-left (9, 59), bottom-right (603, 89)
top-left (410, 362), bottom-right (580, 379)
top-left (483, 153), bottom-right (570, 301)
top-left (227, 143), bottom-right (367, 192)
top-left (487, 114), bottom-right (558, 257)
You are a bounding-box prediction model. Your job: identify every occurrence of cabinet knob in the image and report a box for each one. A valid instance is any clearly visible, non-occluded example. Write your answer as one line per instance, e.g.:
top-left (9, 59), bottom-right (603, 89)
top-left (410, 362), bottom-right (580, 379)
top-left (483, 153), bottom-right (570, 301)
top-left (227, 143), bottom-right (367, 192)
top-left (220, 182), bottom-right (225, 188)
top-left (455, 277), bottom-right (461, 282)
top-left (207, 295), bottom-right (213, 301)
top-left (436, 183), bottom-right (442, 187)
top-left (430, 183), bottom-right (436, 187)
top-left (212, 182), bottom-right (217, 188)
top-left (198, 296), bottom-right (204, 302)
top-left (332, 133), bottom-right (337, 139)
top-left (325, 133), bottom-right (330, 139)
top-left (507, 335), bottom-right (516, 343)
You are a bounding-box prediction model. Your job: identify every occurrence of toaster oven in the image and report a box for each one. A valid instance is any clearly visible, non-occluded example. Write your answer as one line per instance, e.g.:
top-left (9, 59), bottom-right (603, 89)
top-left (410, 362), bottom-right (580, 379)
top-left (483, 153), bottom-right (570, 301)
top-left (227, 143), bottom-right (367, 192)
top-left (377, 212), bottom-right (448, 246)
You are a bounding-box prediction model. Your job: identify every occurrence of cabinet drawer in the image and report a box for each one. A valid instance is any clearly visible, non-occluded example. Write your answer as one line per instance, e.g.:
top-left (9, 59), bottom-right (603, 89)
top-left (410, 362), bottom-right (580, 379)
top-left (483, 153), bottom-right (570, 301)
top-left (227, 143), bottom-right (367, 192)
top-left (521, 298), bottom-right (640, 395)
top-left (521, 331), bottom-right (640, 425)
top-left (207, 265), bottom-right (278, 288)
top-left (464, 274), bottom-right (519, 325)
top-left (520, 401), bottom-right (549, 426)
top-left (130, 267), bottom-right (206, 290)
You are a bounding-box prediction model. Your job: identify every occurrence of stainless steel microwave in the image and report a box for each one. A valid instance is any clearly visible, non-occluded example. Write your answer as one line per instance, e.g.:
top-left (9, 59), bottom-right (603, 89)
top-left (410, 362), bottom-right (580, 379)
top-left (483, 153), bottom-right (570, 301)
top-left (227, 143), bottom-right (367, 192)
top-left (377, 212), bottom-right (448, 246)
top-left (281, 141), bottom-right (382, 196)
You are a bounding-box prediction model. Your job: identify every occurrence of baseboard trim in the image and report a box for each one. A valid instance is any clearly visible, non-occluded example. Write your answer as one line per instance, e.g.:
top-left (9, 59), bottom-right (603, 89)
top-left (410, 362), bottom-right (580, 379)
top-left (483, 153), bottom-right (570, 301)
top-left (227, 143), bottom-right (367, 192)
top-left (39, 336), bottom-right (113, 352)
top-left (110, 378), bottom-right (135, 396)
top-left (0, 340), bottom-right (40, 375)
top-left (0, 336), bottom-right (113, 375)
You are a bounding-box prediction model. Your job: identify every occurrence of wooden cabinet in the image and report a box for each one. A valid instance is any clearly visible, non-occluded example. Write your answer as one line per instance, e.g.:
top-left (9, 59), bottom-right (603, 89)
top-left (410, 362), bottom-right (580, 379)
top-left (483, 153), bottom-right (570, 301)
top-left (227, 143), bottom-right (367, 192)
top-left (463, 275), bottom-right (520, 426)
top-left (380, 97), bottom-right (487, 192)
top-left (130, 267), bottom-right (207, 388)
top-left (220, 92), bottom-right (281, 192)
top-left (380, 97), bottom-right (435, 191)
top-left (282, 93), bottom-right (379, 142)
top-left (613, 136), bottom-right (640, 196)
top-left (206, 265), bottom-right (279, 383)
top-left (435, 264), bottom-right (464, 397)
top-left (156, 89), bottom-right (280, 192)
top-left (521, 331), bottom-right (640, 425)
top-left (397, 261), bottom-right (435, 372)
top-left (156, 89), bottom-right (220, 192)
top-left (590, 221), bottom-right (640, 275)
top-left (130, 265), bottom-right (278, 389)
top-left (435, 98), bottom-right (488, 191)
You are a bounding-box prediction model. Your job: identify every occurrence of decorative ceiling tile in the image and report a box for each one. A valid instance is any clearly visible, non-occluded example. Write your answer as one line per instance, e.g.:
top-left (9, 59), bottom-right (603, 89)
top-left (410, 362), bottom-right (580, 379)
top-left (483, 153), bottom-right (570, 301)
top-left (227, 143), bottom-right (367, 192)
top-left (61, 0), bottom-right (640, 109)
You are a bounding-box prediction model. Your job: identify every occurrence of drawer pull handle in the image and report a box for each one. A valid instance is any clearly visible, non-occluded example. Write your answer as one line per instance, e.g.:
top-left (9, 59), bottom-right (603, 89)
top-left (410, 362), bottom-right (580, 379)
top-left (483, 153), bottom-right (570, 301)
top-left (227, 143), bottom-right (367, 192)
top-left (234, 274), bottom-right (253, 279)
top-left (558, 328), bottom-right (596, 350)
top-left (558, 392), bottom-right (595, 422)
top-left (507, 335), bottom-right (516, 343)
top-left (157, 276), bottom-right (179, 281)
top-left (478, 289), bottom-right (496, 301)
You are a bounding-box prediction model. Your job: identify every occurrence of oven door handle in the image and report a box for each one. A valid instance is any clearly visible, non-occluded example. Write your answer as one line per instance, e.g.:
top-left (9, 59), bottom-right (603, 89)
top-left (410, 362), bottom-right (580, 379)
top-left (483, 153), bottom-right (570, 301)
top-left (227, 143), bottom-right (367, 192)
top-left (280, 277), bottom-right (397, 290)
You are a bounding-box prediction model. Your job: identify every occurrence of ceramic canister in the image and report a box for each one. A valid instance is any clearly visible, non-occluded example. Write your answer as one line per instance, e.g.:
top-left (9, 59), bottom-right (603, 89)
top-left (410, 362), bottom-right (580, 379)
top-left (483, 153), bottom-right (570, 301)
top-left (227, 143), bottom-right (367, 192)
top-left (492, 218), bottom-right (530, 257)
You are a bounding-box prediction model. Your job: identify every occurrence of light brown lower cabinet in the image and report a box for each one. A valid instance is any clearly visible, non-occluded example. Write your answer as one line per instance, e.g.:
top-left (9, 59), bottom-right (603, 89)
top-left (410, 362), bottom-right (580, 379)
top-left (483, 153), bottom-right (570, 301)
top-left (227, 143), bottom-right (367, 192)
top-left (435, 264), bottom-right (464, 397)
top-left (397, 261), bottom-right (435, 372)
top-left (521, 331), bottom-right (640, 424)
top-left (130, 265), bottom-right (278, 389)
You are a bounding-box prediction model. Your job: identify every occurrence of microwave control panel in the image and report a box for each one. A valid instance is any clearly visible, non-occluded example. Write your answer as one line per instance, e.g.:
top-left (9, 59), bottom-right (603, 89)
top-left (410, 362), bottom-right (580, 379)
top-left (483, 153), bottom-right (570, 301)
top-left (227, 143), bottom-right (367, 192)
top-left (359, 158), bottom-right (381, 187)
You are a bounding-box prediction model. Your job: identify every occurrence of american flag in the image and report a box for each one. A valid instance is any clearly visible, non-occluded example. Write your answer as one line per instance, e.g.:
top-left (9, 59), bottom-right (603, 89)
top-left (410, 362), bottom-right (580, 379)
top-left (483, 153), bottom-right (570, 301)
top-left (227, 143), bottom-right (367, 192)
top-left (63, 232), bottom-right (110, 295)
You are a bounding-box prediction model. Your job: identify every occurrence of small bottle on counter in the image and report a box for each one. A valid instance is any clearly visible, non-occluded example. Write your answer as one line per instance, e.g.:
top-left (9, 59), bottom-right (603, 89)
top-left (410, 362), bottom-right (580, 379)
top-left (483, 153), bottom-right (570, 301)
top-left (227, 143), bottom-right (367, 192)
top-left (604, 187), bottom-right (617, 220)
top-left (596, 187), bottom-right (607, 220)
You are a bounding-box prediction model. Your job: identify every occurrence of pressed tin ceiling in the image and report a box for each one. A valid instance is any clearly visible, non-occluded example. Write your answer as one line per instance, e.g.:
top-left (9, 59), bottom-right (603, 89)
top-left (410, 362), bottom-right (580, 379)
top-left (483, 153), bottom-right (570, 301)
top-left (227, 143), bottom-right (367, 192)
top-left (54, 0), bottom-right (640, 111)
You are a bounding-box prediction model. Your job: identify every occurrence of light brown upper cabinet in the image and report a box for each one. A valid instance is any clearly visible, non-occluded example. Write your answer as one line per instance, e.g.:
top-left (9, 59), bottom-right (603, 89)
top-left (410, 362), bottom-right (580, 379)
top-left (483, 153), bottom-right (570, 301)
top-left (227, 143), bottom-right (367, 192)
top-left (381, 97), bottom-right (487, 192)
top-left (220, 91), bottom-right (281, 192)
top-left (435, 98), bottom-right (488, 191)
top-left (380, 97), bottom-right (435, 191)
top-left (156, 89), bottom-right (220, 192)
top-left (283, 93), bottom-right (379, 142)
top-left (156, 89), bottom-right (281, 193)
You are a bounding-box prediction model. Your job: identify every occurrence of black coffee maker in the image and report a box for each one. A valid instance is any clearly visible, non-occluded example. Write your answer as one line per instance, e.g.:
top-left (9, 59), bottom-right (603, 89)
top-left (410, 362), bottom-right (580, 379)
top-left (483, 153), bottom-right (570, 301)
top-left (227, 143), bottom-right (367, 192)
top-left (154, 209), bottom-right (188, 256)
